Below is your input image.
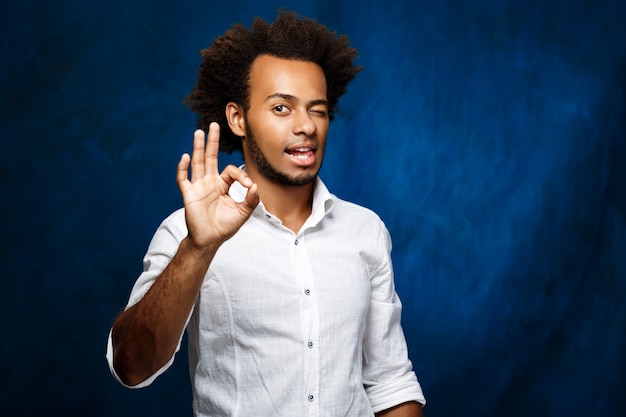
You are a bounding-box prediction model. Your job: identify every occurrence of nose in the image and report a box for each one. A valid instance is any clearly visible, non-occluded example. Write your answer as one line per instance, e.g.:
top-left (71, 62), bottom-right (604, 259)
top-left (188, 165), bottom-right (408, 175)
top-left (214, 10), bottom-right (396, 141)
top-left (293, 110), bottom-right (316, 137)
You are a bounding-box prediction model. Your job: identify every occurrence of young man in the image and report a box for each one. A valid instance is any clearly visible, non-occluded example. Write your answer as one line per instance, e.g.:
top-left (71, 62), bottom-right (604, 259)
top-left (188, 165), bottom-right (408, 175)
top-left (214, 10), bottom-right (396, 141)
top-left (107, 10), bottom-right (425, 416)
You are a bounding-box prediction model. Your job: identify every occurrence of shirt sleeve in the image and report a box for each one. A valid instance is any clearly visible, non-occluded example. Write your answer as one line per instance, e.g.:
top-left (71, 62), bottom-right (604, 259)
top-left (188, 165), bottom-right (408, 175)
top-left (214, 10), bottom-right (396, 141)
top-left (105, 209), bottom-right (191, 388)
top-left (362, 224), bottom-right (426, 412)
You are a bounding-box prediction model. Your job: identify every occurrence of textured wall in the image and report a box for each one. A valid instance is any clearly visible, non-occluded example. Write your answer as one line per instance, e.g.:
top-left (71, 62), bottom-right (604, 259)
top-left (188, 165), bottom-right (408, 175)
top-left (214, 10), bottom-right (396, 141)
top-left (1, 0), bottom-right (625, 416)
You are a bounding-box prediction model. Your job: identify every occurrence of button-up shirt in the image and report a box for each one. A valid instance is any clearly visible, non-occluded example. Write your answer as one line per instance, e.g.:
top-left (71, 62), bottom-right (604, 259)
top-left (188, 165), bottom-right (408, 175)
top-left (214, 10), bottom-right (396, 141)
top-left (107, 177), bottom-right (425, 416)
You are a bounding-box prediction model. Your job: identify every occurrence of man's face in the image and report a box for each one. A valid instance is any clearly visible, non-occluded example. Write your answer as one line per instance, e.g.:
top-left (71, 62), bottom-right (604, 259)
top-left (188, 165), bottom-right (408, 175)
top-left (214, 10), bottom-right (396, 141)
top-left (242, 55), bottom-right (329, 186)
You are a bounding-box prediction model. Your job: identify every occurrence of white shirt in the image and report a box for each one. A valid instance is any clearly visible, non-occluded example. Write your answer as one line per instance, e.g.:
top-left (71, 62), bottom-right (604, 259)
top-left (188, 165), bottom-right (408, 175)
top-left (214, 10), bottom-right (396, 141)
top-left (107, 177), bottom-right (425, 416)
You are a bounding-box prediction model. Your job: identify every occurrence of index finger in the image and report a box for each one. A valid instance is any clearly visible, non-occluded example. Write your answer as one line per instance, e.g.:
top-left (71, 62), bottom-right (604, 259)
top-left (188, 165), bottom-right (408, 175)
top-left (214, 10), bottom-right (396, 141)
top-left (205, 122), bottom-right (220, 176)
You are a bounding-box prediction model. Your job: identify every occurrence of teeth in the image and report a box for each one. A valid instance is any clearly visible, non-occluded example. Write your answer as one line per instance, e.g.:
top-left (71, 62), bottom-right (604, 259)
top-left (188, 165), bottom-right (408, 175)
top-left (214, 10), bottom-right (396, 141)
top-left (286, 147), bottom-right (314, 160)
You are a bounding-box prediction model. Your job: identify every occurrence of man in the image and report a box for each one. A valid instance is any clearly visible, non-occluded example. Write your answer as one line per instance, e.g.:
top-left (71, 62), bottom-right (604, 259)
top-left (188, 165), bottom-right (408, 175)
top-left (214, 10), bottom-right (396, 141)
top-left (107, 10), bottom-right (425, 416)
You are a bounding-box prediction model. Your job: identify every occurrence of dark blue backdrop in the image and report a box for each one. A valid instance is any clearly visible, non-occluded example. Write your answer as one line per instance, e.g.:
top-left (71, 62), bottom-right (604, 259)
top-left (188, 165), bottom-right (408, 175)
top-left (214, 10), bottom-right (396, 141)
top-left (1, 0), bottom-right (625, 416)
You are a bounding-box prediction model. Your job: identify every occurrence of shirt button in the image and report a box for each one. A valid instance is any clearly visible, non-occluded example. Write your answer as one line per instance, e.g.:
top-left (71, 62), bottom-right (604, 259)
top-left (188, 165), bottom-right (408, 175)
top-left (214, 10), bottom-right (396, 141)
top-left (308, 341), bottom-right (313, 348)
top-left (294, 239), bottom-right (299, 246)
top-left (308, 394), bottom-right (314, 402)
top-left (304, 289), bottom-right (311, 296)
top-left (265, 214), bottom-right (271, 220)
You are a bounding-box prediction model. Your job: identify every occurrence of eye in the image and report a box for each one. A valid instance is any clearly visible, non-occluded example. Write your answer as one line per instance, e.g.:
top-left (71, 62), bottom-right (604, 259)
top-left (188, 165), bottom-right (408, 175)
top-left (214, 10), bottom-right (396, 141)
top-left (310, 107), bottom-right (328, 117)
top-left (272, 105), bottom-right (290, 114)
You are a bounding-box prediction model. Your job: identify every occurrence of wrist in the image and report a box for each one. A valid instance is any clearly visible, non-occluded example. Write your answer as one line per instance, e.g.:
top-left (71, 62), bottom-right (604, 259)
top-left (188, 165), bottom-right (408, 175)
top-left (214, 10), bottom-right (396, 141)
top-left (180, 236), bottom-right (221, 258)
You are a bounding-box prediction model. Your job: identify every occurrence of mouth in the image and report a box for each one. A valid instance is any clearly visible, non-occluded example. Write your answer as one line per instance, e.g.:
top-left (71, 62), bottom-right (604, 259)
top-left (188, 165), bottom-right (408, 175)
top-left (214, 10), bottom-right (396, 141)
top-left (285, 146), bottom-right (316, 160)
top-left (285, 145), bottom-right (318, 166)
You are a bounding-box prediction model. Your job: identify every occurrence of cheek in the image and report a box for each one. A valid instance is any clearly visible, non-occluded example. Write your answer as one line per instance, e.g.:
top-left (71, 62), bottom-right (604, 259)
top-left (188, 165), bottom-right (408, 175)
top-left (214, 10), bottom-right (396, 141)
top-left (257, 117), bottom-right (290, 137)
top-left (317, 123), bottom-right (329, 143)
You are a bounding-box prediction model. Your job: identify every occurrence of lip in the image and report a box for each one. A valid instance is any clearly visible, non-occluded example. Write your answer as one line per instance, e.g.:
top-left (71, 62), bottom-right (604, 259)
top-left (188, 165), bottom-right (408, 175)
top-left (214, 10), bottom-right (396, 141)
top-left (285, 144), bottom-right (317, 167)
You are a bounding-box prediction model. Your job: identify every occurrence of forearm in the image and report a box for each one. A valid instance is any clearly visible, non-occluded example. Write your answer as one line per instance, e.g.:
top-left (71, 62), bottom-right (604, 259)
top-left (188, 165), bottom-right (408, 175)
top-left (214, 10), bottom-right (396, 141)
top-left (375, 401), bottom-right (423, 417)
top-left (112, 237), bottom-right (218, 386)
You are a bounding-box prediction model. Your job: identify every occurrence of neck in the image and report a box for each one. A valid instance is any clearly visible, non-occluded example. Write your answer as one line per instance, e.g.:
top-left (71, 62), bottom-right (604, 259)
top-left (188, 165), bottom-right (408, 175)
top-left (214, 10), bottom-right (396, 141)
top-left (247, 168), bottom-right (315, 234)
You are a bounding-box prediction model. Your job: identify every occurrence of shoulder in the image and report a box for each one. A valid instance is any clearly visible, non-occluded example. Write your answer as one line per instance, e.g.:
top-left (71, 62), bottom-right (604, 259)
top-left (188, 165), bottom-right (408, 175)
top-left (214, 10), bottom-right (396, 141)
top-left (330, 195), bottom-right (386, 228)
top-left (161, 207), bottom-right (186, 228)
top-left (147, 208), bottom-right (188, 246)
top-left (325, 195), bottom-right (392, 251)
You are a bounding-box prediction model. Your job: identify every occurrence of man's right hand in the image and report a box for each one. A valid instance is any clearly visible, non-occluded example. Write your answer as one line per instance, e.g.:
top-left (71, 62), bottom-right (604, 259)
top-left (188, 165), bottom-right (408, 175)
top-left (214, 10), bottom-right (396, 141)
top-left (176, 122), bottom-right (259, 249)
top-left (112, 122), bottom-right (258, 386)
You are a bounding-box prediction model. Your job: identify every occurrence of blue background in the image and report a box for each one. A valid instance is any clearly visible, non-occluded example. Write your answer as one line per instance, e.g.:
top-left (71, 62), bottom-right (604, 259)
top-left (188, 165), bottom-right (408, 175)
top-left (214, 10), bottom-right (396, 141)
top-left (1, 0), bottom-right (625, 416)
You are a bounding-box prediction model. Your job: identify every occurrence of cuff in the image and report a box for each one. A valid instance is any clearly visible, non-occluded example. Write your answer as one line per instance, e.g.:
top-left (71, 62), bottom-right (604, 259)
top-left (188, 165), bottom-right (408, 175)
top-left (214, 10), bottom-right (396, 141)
top-left (105, 328), bottom-right (175, 389)
top-left (366, 371), bottom-right (426, 413)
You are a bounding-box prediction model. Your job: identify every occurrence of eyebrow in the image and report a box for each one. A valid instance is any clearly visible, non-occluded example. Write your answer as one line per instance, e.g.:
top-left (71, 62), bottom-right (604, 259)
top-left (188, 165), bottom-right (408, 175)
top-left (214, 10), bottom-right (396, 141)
top-left (265, 93), bottom-right (329, 107)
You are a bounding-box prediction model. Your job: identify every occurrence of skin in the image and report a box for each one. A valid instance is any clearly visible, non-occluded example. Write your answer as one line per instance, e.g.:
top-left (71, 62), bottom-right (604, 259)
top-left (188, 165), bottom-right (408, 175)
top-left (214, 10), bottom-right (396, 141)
top-left (226, 55), bottom-right (330, 232)
top-left (376, 401), bottom-right (423, 417)
top-left (111, 54), bottom-right (422, 416)
top-left (111, 123), bottom-right (259, 386)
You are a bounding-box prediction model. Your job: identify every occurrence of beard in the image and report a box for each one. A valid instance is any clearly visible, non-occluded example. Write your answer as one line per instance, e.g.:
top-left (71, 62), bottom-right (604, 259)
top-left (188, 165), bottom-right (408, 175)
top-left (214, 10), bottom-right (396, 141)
top-left (244, 120), bottom-right (321, 186)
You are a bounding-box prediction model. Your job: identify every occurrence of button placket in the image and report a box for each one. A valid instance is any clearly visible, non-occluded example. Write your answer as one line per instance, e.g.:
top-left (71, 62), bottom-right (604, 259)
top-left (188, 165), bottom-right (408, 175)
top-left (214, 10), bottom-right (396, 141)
top-left (292, 233), bottom-right (319, 415)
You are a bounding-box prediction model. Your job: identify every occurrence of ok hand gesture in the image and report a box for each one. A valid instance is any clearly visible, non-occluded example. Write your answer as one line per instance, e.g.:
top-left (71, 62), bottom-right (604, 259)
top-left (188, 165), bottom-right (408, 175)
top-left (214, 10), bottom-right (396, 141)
top-left (176, 122), bottom-right (259, 249)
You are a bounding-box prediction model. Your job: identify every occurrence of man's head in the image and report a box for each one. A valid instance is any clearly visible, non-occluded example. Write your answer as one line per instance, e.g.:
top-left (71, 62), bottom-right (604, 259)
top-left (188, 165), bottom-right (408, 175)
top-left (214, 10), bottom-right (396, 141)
top-left (184, 10), bottom-right (361, 154)
top-left (226, 55), bottom-right (329, 187)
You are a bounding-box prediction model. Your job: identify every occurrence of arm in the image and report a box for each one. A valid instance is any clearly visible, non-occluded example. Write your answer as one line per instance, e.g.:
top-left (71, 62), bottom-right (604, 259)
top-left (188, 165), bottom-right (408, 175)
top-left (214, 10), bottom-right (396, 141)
top-left (364, 225), bottom-right (426, 412)
top-left (376, 401), bottom-right (423, 417)
top-left (111, 123), bottom-right (259, 386)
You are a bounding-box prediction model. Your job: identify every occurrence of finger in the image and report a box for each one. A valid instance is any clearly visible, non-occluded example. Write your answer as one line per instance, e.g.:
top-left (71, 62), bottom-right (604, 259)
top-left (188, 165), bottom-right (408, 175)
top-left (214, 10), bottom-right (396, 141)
top-left (176, 153), bottom-right (191, 193)
top-left (222, 165), bottom-right (258, 212)
top-left (205, 122), bottom-right (220, 176)
top-left (190, 129), bottom-right (206, 182)
top-left (241, 183), bottom-right (260, 211)
top-left (220, 164), bottom-right (253, 188)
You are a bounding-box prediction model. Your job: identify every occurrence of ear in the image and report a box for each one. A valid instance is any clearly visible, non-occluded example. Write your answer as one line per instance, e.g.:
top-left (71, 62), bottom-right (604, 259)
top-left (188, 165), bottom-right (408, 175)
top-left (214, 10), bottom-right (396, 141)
top-left (225, 102), bottom-right (246, 137)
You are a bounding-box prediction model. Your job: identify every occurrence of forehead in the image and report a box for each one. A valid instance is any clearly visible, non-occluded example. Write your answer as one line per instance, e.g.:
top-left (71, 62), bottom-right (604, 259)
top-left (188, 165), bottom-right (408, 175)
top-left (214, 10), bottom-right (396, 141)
top-left (248, 55), bottom-right (327, 101)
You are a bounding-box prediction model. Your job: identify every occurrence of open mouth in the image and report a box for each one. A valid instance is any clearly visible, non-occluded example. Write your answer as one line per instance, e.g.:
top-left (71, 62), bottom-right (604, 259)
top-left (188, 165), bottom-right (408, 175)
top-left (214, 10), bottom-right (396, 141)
top-left (285, 147), bottom-right (316, 160)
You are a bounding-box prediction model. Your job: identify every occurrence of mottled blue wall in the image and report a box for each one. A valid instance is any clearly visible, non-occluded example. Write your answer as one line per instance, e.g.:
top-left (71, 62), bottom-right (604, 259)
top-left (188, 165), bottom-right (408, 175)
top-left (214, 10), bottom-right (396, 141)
top-left (1, 0), bottom-right (625, 416)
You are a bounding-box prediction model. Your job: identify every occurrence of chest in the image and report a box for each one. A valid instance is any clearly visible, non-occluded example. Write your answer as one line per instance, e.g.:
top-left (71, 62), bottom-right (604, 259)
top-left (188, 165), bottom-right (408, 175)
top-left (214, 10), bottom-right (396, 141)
top-left (198, 220), bottom-right (375, 336)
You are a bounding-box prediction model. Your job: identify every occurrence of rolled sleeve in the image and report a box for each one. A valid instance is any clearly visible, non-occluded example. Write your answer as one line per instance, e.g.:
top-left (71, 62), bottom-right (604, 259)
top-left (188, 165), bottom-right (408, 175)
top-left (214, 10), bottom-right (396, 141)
top-left (366, 371), bottom-right (425, 413)
top-left (363, 225), bottom-right (425, 412)
top-left (105, 328), bottom-right (177, 389)
top-left (105, 209), bottom-right (189, 388)
top-left (363, 297), bottom-right (426, 412)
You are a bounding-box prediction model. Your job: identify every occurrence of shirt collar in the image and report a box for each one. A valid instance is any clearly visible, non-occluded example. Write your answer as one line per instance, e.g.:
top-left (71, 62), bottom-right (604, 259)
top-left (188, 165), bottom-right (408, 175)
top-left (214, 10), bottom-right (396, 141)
top-left (309, 176), bottom-right (334, 226)
top-left (228, 165), bottom-right (335, 227)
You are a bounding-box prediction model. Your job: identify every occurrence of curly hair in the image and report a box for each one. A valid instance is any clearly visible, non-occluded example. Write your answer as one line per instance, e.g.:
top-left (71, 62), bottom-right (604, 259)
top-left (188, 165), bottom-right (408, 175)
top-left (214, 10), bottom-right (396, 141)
top-left (183, 10), bottom-right (362, 153)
